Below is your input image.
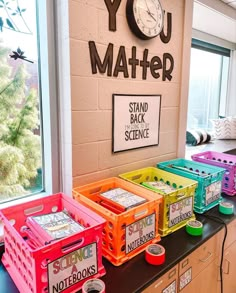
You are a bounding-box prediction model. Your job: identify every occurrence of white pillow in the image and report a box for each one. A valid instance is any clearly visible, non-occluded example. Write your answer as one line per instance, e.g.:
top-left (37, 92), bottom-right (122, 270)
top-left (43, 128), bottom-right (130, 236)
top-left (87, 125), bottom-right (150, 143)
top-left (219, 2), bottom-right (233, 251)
top-left (211, 117), bottom-right (236, 139)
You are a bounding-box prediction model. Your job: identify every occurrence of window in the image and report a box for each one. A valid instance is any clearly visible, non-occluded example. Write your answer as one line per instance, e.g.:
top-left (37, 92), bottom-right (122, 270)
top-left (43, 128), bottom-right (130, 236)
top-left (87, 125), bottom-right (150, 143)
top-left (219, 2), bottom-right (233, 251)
top-left (0, 0), bottom-right (59, 206)
top-left (187, 39), bottom-right (230, 130)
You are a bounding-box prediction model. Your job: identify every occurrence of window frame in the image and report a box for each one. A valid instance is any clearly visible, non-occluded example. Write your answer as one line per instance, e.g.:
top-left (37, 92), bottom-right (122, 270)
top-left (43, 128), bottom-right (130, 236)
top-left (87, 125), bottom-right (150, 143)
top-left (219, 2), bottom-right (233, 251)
top-left (0, 0), bottom-right (60, 209)
top-left (186, 38), bottom-right (231, 130)
top-left (192, 38), bottom-right (231, 57)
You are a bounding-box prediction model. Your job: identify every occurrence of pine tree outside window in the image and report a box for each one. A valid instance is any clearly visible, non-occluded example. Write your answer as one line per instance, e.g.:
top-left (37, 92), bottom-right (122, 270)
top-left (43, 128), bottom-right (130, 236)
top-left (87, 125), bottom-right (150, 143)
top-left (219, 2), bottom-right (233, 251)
top-left (0, 0), bottom-right (59, 206)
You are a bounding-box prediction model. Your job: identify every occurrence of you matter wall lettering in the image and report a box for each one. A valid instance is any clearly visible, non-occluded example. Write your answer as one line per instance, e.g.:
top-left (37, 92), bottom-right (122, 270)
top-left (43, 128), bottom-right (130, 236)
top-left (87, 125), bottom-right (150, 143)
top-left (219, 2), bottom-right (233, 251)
top-left (88, 0), bottom-right (174, 81)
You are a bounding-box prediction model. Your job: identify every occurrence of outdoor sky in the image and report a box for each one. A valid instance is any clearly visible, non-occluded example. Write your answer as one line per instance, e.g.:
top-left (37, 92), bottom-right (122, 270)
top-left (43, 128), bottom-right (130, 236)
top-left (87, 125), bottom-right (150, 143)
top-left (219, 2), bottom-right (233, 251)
top-left (0, 0), bottom-right (38, 61)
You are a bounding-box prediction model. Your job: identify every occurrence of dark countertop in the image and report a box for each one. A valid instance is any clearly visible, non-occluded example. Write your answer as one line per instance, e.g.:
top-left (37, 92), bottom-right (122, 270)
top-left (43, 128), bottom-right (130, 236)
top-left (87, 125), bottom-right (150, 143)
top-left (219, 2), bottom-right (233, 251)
top-left (1, 148), bottom-right (236, 293)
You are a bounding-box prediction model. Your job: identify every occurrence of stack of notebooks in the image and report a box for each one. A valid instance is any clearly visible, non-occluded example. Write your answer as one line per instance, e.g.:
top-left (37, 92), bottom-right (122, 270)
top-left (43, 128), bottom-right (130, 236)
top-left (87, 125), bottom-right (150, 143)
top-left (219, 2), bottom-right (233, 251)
top-left (141, 181), bottom-right (176, 194)
top-left (24, 211), bottom-right (84, 248)
top-left (98, 187), bottom-right (147, 214)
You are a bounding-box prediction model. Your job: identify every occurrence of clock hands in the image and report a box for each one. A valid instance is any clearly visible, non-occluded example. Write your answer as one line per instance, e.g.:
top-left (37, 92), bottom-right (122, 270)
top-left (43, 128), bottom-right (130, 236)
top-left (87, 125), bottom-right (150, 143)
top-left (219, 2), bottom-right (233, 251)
top-left (126, 0), bottom-right (164, 39)
top-left (144, 0), bottom-right (157, 22)
top-left (147, 10), bottom-right (157, 22)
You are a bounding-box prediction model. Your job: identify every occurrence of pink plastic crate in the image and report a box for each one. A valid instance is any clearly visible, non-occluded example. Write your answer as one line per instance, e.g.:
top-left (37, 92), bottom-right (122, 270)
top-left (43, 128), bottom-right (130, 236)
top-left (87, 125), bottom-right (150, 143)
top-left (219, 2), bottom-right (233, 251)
top-left (0, 193), bottom-right (106, 293)
top-left (192, 151), bottom-right (236, 196)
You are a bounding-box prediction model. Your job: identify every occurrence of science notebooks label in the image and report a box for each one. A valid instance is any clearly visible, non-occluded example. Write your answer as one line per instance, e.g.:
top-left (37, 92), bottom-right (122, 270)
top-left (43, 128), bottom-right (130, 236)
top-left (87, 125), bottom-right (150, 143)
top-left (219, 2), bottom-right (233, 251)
top-left (47, 242), bottom-right (98, 293)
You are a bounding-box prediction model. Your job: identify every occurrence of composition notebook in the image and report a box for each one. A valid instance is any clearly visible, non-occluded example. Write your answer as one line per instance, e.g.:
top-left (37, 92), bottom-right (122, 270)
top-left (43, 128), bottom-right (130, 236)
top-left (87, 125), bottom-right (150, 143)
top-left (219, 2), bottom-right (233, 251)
top-left (99, 187), bottom-right (147, 211)
top-left (141, 181), bottom-right (176, 194)
top-left (26, 211), bottom-right (85, 245)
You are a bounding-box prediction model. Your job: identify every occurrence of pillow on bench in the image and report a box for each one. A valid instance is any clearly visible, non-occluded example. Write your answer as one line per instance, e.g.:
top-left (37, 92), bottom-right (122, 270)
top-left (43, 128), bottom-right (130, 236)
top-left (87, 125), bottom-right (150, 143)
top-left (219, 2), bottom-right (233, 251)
top-left (186, 129), bottom-right (212, 146)
top-left (211, 117), bottom-right (236, 139)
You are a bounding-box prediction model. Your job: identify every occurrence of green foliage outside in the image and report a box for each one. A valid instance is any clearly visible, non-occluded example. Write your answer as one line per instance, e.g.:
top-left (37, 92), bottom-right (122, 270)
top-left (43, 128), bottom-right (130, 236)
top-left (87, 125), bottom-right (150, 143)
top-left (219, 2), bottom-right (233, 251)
top-left (0, 45), bottom-right (41, 201)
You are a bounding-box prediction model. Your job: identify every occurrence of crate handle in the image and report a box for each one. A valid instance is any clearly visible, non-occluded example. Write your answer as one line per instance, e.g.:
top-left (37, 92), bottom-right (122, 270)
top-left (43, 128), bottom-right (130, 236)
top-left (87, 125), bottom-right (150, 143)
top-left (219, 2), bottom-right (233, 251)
top-left (24, 205), bottom-right (44, 216)
top-left (61, 238), bottom-right (84, 253)
top-left (176, 193), bottom-right (185, 199)
top-left (131, 174), bottom-right (142, 180)
top-left (0, 219), bottom-right (4, 243)
top-left (89, 187), bottom-right (102, 195)
top-left (169, 164), bottom-right (208, 177)
top-left (134, 209), bottom-right (147, 219)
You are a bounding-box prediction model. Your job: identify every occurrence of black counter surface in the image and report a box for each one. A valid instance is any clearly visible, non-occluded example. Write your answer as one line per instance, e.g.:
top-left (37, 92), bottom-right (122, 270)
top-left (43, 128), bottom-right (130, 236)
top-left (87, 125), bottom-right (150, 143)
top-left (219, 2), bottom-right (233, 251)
top-left (1, 149), bottom-right (236, 293)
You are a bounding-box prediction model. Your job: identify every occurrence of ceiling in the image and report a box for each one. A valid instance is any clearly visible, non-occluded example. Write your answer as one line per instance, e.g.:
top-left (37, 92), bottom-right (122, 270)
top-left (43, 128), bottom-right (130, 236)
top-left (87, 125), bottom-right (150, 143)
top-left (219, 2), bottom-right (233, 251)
top-left (193, 1), bottom-right (236, 43)
top-left (220, 0), bottom-right (236, 9)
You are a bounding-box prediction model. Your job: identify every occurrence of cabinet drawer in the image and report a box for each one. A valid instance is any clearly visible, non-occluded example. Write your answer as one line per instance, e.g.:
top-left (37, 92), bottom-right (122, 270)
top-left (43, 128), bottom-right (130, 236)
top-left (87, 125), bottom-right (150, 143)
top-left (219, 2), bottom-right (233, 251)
top-left (142, 265), bottom-right (178, 293)
top-left (218, 219), bottom-right (236, 250)
top-left (180, 259), bottom-right (218, 293)
top-left (179, 235), bottom-right (219, 281)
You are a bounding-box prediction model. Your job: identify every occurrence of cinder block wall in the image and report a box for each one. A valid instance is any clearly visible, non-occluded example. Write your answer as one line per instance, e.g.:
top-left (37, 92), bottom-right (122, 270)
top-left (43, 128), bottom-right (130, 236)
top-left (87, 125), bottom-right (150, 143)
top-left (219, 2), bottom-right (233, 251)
top-left (68, 0), bottom-right (191, 187)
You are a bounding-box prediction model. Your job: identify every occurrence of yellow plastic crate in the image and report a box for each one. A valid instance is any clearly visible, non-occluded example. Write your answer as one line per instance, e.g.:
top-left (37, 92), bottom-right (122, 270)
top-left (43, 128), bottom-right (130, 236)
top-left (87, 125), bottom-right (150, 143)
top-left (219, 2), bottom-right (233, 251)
top-left (119, 167), bottom-right (198, 237)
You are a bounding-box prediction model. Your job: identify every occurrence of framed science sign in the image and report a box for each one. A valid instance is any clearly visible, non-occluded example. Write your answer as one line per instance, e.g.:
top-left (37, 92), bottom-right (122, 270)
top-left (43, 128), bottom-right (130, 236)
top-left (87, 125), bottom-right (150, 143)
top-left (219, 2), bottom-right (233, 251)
top-left (112, 94), bottom-right (161, 153)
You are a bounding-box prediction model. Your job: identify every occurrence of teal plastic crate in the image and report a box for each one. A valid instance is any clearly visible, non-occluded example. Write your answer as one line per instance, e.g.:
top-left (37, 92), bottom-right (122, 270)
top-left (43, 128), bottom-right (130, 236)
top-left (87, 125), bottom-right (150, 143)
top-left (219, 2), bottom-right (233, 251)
top-left (157, 158), bottom-right (226, 214)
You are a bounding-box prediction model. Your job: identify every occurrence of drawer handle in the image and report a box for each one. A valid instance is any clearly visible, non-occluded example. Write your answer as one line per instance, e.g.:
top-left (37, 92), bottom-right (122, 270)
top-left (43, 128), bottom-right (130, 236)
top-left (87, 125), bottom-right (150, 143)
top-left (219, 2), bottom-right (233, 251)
top-left (168, 268), bottom-right (176, 279)
top-left (225, 259), bottom-right (230, 275)
top-left (181, 259), bottom-right (189, 269)
top-left (199, 252), bottom-right (212, 262)
top-left (154, 280), bottom-right (163, 288)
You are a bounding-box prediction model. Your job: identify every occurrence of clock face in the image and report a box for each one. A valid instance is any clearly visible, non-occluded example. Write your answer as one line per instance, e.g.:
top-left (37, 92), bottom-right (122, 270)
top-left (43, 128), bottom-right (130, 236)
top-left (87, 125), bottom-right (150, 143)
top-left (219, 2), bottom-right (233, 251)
top-left (126, 0), bottom-right (164, 40)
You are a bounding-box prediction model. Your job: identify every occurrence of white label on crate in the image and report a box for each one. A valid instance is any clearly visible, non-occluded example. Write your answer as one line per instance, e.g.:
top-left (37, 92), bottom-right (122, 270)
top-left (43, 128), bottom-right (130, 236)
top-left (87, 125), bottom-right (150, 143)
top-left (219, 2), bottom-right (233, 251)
top-left (179, 267), bottom-right (192, 290)
top-left (162, 280), bottom-right (176, 293)
top-left (205, 181), bottom-right (221, 206)
top-left (169, 197), bottom-right (193, 228)
top-left (125, 213), bottom-right (156, 254)
top-left (47, 242), bottom-right (98, 293)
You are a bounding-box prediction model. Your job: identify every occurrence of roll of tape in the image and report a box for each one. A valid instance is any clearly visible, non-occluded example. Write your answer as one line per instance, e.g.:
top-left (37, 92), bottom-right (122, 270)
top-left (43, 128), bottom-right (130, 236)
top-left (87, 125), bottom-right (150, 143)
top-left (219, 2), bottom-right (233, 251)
top-left (145, 244), bottom-right (165, 265)
top-left (219, 201), bottom-right (234, 215)
top-left (82, 279), bottom-right (105, 293)
top-left (186, 220), bottom-right (203, 236)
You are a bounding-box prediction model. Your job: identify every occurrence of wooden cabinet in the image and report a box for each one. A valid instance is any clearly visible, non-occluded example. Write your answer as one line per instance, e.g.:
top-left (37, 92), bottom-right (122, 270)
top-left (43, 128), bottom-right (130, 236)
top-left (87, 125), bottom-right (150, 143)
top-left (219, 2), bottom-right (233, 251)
top-left (142, 219), bottom-right (236, 293)
top-left (217, 219), bottom-right (236, 293)
top-left (142, 235), bottom-right (219, 293)
top-left (180, 258), bottom-right (218, 293)
top-left (220, 240), bottom-right (236, 293)
top-left (178, 235), bottom-right (219, 292)
top-left (142, 265), bottom-right (178, 293)
top-left (219, 219), bottom-right (236, 249)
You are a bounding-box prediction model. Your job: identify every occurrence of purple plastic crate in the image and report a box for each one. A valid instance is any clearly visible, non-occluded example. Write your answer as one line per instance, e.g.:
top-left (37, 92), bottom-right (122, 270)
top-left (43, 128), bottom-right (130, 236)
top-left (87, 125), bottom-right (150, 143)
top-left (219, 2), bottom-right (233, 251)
top-left (192, 151), bottom-right (236, 196)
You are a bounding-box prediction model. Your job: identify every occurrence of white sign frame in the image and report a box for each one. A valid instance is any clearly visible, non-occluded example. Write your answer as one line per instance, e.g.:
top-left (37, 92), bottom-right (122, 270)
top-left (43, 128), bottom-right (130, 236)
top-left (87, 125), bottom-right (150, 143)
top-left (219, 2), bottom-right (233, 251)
top-left (47, 242), bottom-right (98, 293)
top-left (112, 94), bottom-right (161, 153)
top-left (125, 213), bottom-right (156, 254)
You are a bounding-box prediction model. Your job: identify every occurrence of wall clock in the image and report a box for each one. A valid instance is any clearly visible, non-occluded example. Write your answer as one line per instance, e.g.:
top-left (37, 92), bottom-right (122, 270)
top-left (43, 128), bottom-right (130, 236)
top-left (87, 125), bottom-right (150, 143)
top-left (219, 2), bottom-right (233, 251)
top-left (126, 0), bottom-right (164, 40)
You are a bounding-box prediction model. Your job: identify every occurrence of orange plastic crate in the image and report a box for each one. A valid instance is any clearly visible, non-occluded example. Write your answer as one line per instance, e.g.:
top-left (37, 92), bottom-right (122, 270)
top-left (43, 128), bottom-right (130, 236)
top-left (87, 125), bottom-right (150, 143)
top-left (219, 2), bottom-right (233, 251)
top-left (73, 177), bottom-right (162, 266)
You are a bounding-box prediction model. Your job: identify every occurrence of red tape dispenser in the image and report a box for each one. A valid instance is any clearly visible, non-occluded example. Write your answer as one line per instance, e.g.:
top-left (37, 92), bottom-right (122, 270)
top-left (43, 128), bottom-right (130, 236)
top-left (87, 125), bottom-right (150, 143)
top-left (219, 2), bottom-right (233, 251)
top-left (145, 244), bottom-right (165, 265)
